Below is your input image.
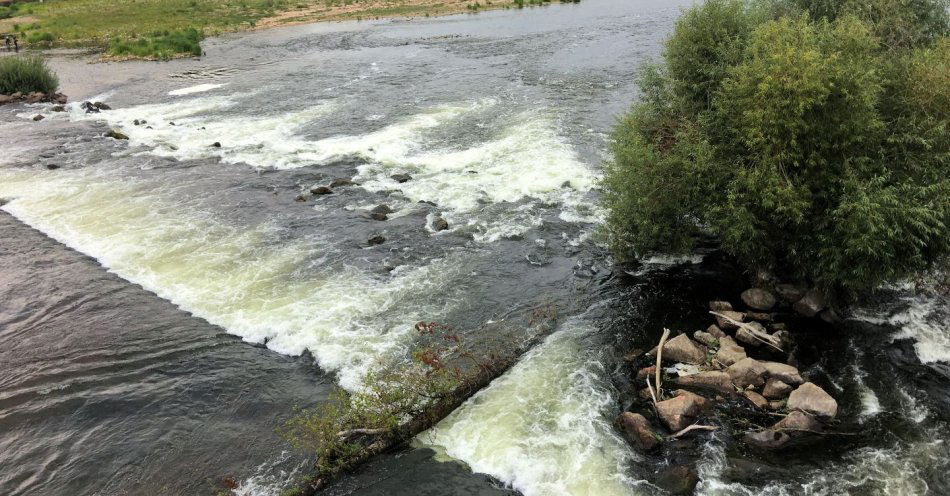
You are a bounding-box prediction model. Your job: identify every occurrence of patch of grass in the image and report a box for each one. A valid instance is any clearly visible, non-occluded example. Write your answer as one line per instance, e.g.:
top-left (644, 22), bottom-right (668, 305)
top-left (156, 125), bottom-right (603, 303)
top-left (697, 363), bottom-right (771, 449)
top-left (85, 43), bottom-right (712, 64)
top-left (0, 55), bottom-right (59, 95)
top-left (107, 28), bottom-right (203, 60)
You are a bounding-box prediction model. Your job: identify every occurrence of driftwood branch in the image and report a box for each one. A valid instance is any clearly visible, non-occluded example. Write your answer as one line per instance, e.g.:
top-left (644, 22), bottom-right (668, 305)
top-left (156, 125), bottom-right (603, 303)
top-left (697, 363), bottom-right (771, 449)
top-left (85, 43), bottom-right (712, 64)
top-left (668, 424), bottom-right (718, 439)
top-left (654, 328), bottom-right (671, 397)
top-left (336, 428), bottom-right (388, 440)
top-left (709, 311), bottom-right (783, 351)
top-left (646, 376), bottom-right (659, 407)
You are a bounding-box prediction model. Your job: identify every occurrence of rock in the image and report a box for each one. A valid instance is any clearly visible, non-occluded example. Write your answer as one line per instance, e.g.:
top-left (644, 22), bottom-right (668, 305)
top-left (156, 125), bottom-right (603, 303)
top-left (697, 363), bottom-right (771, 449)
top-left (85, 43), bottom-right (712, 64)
top-left (0, 94), bottom-right (14, 104)
top-left (653, 465), bottom-right (699, 495)
top-left (635, 365), bottom-right (656, 382)
top-left (706, 324), bottom-right (726, 338)
top-left (11, 92), bottom-right (22, 98)
top-left (741, 288), bottom-right (776, 311)
top-left (32, 114), bottom-right (44, 121)
top-left (26, 92), bottom-right (45, 103)
top-left (768, 400), bottom-right (784, 410)
top-left (762, 378), bottom-right (793, 399)
top-left (295, 193), bottom-right (309, 202)
top-left (638, 387), bottom-right (654, 401)
top-left (709, 300), bottom-right (733, 311)
top-left (793, 288), bottom-right (826, 317)
top-left (772, 330), bottom-right (793, 348)
top-left (743, 430), bottom-right (791, 449)
top-left (370, 212), bottom-right (388, 221)
top-left (726, 358), bottom-right (767, 389)
top-left (622, 349), bottom-right (644, 362)
top-left (432, 217), bottom-right (449, 232)
top-left (105, 129), bottom-right (129, 140)
top-left (367, 235), bottom-right (386, 246)
top-left (369, 204), bottom-right (392, 215)
top-left (820, 307), bottom-right (841, 324)
top-left (310, 186), bottom-right (334, 195)
top-left (747, 311), bottom-right (773, 322)
top-left (618, 412), bottom-right (662, 451)
top-left (391, 173), bottom-right (412, 183)
top-left (742, 390), bottom-right (769, 409)
top-left (660, 334), bottom-right (707, 365)
top-left (51, 105), bottom-right (65, 112)
top-left (93, 101), bottom-right (111, 110)
top-left (53, 93), bottom-right (68, 104)
top-left (655, 390), bottom-right (707, 431)
top-left (775, 283), bottom-right (807, 304)
top-left (714, 310), bottom-right (746, 330)
top-left (773, 410), bottom-right (822, 433)
top-left (693, 330), bottom-right (718, 348)
top-left (81, 101), bottom-right (100, 113)
top-left (737, 321), bottom-right (782, 349)
top-left (715, 336), bottom-right (747, 367)
top-left (762, 362), bottom-right (803, 385)
top-left (46, 164), bottom-right (60, 170)
top-left (787, 382), bottom-right (837, 419)
top-left (330, 178), bottom-right (354, 188)
top-left (211, 142), bottom-right (221, 148)
top-left (675, 371), bottom-right (734, 395)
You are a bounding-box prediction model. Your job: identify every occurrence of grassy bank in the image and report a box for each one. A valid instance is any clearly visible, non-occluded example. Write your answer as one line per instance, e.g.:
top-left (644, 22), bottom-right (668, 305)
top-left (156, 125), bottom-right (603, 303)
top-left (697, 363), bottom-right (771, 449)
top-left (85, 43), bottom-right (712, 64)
top-left (0, 0), bottom-right (579, 59)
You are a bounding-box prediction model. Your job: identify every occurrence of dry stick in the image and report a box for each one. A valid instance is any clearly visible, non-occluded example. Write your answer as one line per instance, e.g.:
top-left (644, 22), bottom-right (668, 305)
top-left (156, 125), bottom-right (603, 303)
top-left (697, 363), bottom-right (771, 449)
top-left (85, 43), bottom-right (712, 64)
top-left (336, 428), bottom-right (389, 440)
top-left (709, 311), bottom-right (783, 352)
top-left (668, 424), bottom-right (718, 439)
top-left (654, 328), bottom-right (671, 399)
top-left (646, 376), bottom-right (659, 406)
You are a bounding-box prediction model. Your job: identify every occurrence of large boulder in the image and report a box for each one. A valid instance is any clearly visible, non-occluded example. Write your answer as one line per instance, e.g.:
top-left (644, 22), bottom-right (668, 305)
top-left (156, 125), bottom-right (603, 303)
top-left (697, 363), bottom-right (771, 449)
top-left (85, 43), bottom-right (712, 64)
top-left (310, 185), bottom-right (334, 195)
top-left (726, 358), bottom-right (768, 389)
top-left (659, 334), bottom-right (707, 364)
top-left (787, 382), bottom-right (837, 419)
top-left (741, 288), bottom-right (776, 311)
top-left (762, 378), bottom-right (793, 399)
top-left (715, 336), bottom-right (747, 367)
top-left (655, 390), bottom-right (707, 431)
top-left (743, 430), bottom-right (791, 449)
top-left (762, 362), bottom-right (803, 385)
top-left (432, 217), bottom-right (450, 232)
top-left (742, 390), bottom-right (769, 409)
top-left (775, 283), bottom-right (807, 304)
top-left (674, 371), bottom-right (734, 395)
top-left (618, 412), bottom-right (662, 451)
top-left (793, 288), bottom-right (826, 317)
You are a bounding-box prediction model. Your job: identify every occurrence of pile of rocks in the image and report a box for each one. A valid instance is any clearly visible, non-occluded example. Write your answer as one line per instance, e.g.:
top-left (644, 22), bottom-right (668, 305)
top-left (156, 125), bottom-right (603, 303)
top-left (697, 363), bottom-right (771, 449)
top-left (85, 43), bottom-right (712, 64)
top-left (619, 286), bottom-right (840, 457)
top-left (0, 91), bottom-right (68, 105)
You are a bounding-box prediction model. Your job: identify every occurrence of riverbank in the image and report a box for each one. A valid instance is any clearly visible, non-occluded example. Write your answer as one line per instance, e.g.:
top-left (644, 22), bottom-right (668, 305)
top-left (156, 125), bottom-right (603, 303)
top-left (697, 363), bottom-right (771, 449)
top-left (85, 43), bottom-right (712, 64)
top-left (0, 0), bottom-right (574, 59)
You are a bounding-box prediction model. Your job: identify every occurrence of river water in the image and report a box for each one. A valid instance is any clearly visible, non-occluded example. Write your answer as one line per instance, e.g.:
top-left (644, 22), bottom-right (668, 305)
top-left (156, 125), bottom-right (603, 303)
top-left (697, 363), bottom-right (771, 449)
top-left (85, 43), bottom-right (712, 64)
top-left (1, 1), bottom-right (948, 495)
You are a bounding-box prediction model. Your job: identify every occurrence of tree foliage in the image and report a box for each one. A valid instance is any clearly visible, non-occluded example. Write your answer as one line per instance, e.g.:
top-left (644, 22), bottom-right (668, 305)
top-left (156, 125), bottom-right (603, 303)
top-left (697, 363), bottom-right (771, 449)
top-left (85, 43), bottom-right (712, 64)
top-left (604, 0), bottom-right (949, 291)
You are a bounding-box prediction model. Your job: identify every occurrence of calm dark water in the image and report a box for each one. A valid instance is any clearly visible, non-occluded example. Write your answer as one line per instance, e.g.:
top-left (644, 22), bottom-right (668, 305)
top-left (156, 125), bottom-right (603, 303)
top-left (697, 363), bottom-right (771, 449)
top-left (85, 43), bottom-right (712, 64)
top-left (1, 1), bottom-right (948, 495)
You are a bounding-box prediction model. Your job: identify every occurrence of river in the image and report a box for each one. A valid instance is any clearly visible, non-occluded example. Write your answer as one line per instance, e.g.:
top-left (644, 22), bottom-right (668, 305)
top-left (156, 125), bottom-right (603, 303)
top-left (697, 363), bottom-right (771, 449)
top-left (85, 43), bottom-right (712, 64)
top-left (1, 1), bottom-right (948, 495)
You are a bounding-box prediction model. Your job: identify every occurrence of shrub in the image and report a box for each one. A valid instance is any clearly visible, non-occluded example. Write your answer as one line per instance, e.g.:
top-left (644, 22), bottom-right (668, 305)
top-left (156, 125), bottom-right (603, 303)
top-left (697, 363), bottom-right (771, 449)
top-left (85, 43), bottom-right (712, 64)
top-left (107, 28), bottom-right (203, 60)
top-left (0, 56), bottom-right (60, 95)
top-left (26, 32), bottom-right (55, 45)
top-left (604, 0), bottom-right (950, 291)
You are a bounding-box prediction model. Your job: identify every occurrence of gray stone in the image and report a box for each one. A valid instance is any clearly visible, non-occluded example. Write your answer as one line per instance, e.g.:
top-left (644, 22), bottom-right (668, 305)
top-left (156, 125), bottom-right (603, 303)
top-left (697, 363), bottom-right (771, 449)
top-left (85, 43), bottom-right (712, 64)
top-left (762, 362), bottom-right (803, 385)
top-left (706, 324), bottom-right (727, 338)
top-left (391, 173), bottom-right (412, 183)
top-left (743, 430), bottom-right (791, 449)
top-left (726, 358), bottom-right (768, 389)
top-left (105, 129), bottom-right (128, 140)
top-left (742, 390), bottom-right (769, 409)
top-left (371, 204), bottom-right (394, 214)
top-left (367, 235), bottom-right (386, 246)
top-left (773, 410), bottom-right (822, 434)
top-left (619, 412), bottom-right (662, 451)
top-left (310, 185), bottom-right (334, 195)
top-left (741, 288), bottom-right (777, 311)
top-left (709, 300), bottom-right (733, 311)
top-left (693, 330), bottom-right (718, 348)
top-left (330, 178), bottom-right (355, 188)
top-left (432, 217), bottom-right (449, 232)
top-left (653, 465), bottom-right (699, 496)
top-left (793, 288), bottom-right (826, 317)
top-left (787, 382), bottom-right (837, 419)
top-left (32, 114), bottom-right (44, 121)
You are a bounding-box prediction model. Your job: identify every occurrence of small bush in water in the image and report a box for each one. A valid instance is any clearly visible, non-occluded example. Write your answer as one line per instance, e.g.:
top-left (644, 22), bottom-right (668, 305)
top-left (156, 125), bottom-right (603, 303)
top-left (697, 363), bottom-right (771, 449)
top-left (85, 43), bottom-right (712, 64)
top-left (603, 0), bottom-right (950, 292)
top-left (0, 56), bottom-right (60, 95)
top-left (107, 28), bottom-right (204, 60)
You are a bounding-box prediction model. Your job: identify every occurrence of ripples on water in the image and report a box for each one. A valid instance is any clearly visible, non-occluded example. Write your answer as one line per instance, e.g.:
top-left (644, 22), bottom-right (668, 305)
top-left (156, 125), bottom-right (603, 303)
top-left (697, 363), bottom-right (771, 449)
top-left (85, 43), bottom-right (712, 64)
top-left (1, 0), bottom-right (949, 495)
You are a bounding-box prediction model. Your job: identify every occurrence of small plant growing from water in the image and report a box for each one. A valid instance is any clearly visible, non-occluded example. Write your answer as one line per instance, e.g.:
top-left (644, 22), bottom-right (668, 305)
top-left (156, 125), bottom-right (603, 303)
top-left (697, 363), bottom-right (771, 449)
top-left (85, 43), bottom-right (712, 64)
top-left (0, 56), bottom-right (59, 95)
top-left (107, 28), bottom-right (204, 60)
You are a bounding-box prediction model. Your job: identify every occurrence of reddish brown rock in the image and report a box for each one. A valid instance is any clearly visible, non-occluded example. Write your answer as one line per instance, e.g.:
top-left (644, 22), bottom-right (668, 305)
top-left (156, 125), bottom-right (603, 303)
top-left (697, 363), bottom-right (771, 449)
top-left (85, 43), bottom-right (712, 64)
top-left (762, 378), bottom-right (793, 399)
top-left (762, 362), bottom-right (803, 385)
top-left (715, 336), bottom-right (747, 367)
top-left (741, 288), bottom-right (776, 311)
top-left (655, 390), bottom-right (707, 431)
top-left (726, 358), bottom-right (768, 389)
top-left (659, 334), bottom-right (707, 365)
top-left (675, 371), bottom-right (734, 395)
top-left (787, 382), bottom-right (837, 419)
top-left (619, 412), bottom-right (662, 451)
top-left (742, 390), bottom-right (769, 409)
top-left (773, 410), bottom-right (823, 433)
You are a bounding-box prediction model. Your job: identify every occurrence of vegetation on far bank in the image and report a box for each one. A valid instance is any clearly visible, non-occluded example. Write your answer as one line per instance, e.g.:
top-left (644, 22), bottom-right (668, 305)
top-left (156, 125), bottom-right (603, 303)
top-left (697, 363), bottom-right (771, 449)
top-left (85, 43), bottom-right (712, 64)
top-left (604, 0), bottom-right (949, 292)
top-left (0, 0), bottom-right (581, 59)
top-left (0, 55), bottom-right (58, 94)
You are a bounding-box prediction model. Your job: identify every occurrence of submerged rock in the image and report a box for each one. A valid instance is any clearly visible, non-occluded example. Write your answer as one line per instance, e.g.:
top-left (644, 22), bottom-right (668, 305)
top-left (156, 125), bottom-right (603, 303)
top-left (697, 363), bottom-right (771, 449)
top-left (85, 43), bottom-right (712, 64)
top-left (81, 101), bottom-right (100, 113)
top-left (741, 288), bottom-right (776, 311)
top-left (706, 324), bottom-right (726, 338)
top-left (653, 465), bottom-right (699, 495)
top-left (773, 410), bottom-right (822, 433)
top-left (310, 186), bottom-right (334, 195)
top-left (367, 235), bottom-right (386, 246)
top-left (295, 193), bottom-right (309, 202)
top-left (693, 330), bottom-right (718, 348)
top-left (787, 382), bottom-right (837, 419)
top-left (211, 141), bottom-right (222, 148)
top-left (371, 204), bottom-right (394, 214)
top-left (618, 412), bottom-right (662, 452)
top-left (744, 429), bottom-right (791, 449)
top-left (330, 178), bottom-right (355, 188)
top-left (93, 101), bottom-right (111, 110)
top-left (432, 217), bottom-right (449, 232)
top-left (391, 173), bottom-right (412, 183)
top-left (655, 389), bottom-right (707, 431)
top-left (105, 129), bottom-right (129, 140)
top-left (370, 212), bottom-right (388, 221)
top-left (776, 283), bottom-right (807, 304)
top-left (32, 114), bottom-right (44, 121)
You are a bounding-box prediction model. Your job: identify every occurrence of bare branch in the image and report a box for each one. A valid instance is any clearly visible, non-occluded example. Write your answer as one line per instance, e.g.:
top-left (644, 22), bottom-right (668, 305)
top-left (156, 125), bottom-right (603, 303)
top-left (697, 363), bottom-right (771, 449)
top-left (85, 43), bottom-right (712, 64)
top-left (709, 311), bottom-right (783, 351)
top-left (655, 328), bottom-right (671, 397)
top-left (668, 424), bottom-right (718, 439)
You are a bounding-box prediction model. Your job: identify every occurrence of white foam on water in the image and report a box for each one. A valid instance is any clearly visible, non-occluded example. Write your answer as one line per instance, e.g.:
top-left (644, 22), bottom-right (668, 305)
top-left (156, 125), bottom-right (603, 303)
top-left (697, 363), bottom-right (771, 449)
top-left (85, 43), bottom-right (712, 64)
top-left (852, 364), bottom-right (882, 421)
top-left (421, 318), bottom-right (638, 496)
top-left (169, 83), bottom-right (226, 96)
top-left (0, 169), bottom-right (465, 390)
top-left (852, 291), bottom-right (950, 364)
